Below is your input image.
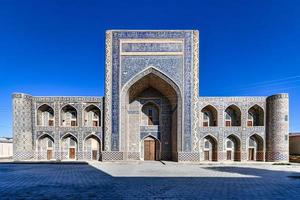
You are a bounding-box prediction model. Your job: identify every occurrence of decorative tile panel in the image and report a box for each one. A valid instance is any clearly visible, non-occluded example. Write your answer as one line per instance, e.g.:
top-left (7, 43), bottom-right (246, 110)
top-left (12, 30), bottom-right (290, 163)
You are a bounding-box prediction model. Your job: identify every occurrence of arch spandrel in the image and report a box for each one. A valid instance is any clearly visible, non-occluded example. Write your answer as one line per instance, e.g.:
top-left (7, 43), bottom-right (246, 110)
top-left (122, 67), bottom-right (182, 98)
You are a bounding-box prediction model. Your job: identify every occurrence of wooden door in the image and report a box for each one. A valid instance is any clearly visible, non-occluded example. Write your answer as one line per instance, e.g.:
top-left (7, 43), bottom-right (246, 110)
top-left (92, 150), bottom-right (98, 160)
top-left (225, 121), bottom-right (231, 127)
top-left (71, 121), bottom-right (76, 127)
top-left (248, 148), bottom-right (254, 160)
top-left (144, 140), bottom-right (156, 160)
top-left (47, 150), bottom-right (52, 160)
top-left (204, 151), bottom-right (209, 161)
top-left (247, 121), bottom-right (253, 127)
top-left (69, 148), bottom-right (75, 159)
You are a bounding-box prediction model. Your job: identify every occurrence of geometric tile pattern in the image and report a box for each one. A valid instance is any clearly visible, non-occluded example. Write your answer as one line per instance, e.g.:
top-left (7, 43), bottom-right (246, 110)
top-left (127, 152), bottom-right (140, 160)
top-left (266, 94), bottom-right (289, 162)
top-left (105, 30), bottom-right (198, 153)
top-left (102, 151), bottom-right (124, 161)
top-left (178, 152), bottom-right (200, 162)
top-left (12, 94), bottom-right (104, 161)
top-left (12, 30), bottom-right (289, 163)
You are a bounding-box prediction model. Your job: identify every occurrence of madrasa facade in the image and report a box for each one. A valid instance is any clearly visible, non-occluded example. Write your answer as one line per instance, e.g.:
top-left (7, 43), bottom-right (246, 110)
top-left (13, 30), bottom-right (289, 162)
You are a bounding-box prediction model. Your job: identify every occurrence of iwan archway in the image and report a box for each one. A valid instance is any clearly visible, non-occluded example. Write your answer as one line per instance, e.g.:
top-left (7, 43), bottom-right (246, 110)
top-left (121, 67), bottom-right (182, 161)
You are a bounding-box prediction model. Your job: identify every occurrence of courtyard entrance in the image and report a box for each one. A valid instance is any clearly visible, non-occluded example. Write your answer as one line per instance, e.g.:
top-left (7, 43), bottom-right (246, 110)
top-left (122, 68), bottom-right (182, 161)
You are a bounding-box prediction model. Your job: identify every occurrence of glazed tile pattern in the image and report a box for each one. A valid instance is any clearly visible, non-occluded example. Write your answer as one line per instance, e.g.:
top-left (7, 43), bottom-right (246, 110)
top-left (13, 94), bottom-right (103, 161)
top-left (107, 31), bottom-right (196, 152)
top-left (12, 30), bottom-right (289, 162)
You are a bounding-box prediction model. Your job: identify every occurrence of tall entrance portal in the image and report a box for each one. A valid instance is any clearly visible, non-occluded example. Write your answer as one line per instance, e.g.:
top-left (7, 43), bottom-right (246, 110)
top-left (103, 30), bottom-right (199, 162)
top-left (122, 70), bottom-right (181, 161)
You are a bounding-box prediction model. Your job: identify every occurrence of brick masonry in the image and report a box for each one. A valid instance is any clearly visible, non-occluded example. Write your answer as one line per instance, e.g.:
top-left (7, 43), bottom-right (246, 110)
top-left (12, 30), bottom-right (289, 162)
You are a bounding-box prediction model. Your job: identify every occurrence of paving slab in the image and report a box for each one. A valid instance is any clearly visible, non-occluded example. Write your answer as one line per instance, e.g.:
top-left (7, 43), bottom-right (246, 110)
top-left (1, 162), bottom-right (300, 199)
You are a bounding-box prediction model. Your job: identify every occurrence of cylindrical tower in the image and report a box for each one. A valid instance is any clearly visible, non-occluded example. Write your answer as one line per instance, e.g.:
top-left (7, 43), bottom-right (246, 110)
top-left (12, 93), bottom-right (33, 160)
top-left (266, 93), bottom-right (289, 162)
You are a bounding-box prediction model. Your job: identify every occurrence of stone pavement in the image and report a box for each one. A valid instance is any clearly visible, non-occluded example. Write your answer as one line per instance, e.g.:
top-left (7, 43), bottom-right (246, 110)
top-left (1, 161), bottom-right (300, 199)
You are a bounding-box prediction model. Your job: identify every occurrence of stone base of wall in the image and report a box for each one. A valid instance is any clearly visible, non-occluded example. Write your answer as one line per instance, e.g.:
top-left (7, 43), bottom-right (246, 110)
top-left (266, 151), bottom-right (289, 162)
top-left (178, 152), bottom-right (200, 162)
top-left (13, 151), bottom-right (34, 160)
top-left (127, 152), bottom-right (140, 160)
top-left (102, 151), bottom-right (124, 161)
top-left (14, 150), bottom-right (288, 163)
top-left (101, 151), bottom-right (200, 162)
top-left (101, 151), bottom-right (199, 162)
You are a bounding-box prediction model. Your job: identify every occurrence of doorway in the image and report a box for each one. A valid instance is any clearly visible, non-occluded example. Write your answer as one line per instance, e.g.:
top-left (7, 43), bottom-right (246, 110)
top-left (69, 148), bottom-right (75, 159)
top-left (248, 148), bottom-right (255, 160)
top-left (227, 150), bottom-right (232, 160)
top-left (92, 150), bottom-right (98, 160)
top-left (144, 137), bottom-right (158, 160)
top-left (47, 150), bottom-right (52, 160)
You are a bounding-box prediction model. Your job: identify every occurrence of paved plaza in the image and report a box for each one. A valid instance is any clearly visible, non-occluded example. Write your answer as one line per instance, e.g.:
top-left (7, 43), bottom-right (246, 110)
top-left (1, 162), bottom-right (300, 199)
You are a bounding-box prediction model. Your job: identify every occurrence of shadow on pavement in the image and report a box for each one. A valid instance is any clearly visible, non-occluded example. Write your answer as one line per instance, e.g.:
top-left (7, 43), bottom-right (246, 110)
top-left (1, 163), bottom-right (300, 199)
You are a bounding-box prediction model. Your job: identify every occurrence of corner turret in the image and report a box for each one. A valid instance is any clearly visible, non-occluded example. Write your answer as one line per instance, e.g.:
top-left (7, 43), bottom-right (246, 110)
top-left (266, 94), bottom-right (289, 162)
top-left (12, 93), bottom-right (34, 160)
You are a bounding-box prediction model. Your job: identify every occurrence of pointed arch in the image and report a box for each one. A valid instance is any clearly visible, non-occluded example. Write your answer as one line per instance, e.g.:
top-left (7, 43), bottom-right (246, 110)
top-left (248, 105), bottom-right (264, 126)
top-left (141, 134), bottom-right (161, 143)
top-left (37, 132), bottom-right (54, 141)
top-left (37, 104), bottom-right (54, 126)
top-left (120, 66), bottom-right (182, 161)
top-left (37, 133), bottom-right (54, 160)
top-left (201, 105), bottom-right (218, 127)
top-left (84, 104), bottom-right (101, 127)
top-left (61, 132), bottom-right (78, 160)
top-left (141, 102), bottom-right (160, 126)
top-left (61, 104), bottom-right (78, 127)
top-left (61, 132), bottom-right (78, 140)
top-left (248, 133), bottom-right (264, 161)
top-left (226, 134), bottom-right (241, 161)
top-left (121, 66), bottom-right (182, 107)
top-left (84, 133), bottom-right (102, 161)
top-left (122, 66), bottom-right (182, 99)
top-left (202, 134), bottom-right (218, 161)
top-left (225, 105), bottom-right (241, 126)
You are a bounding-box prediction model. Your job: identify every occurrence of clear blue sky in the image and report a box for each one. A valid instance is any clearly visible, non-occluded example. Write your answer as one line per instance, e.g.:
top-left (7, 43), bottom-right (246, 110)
top-left (0, 0), bottom-right (299, 137)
